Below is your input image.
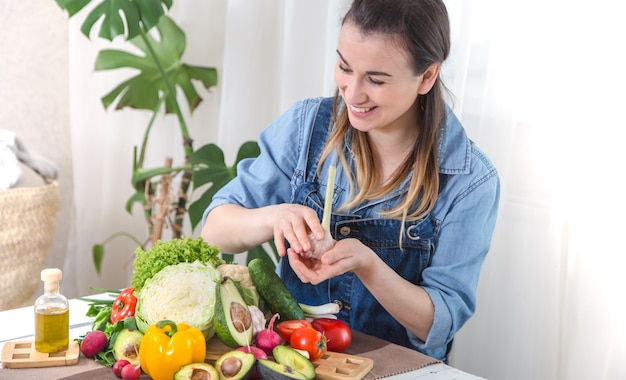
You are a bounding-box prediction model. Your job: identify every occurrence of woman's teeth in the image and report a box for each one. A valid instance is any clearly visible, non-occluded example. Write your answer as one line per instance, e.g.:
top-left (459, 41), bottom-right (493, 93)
top-left (351, 105), bottom-right (374, 113)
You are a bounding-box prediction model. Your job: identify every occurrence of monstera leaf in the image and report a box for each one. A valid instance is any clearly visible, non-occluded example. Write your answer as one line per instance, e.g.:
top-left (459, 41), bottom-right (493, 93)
top-left (188, 142), bottom-right (261, 230)
top-left (94, 15), bottom-right (218, 113)
top-left (55, 0), bottom-right (172, 41)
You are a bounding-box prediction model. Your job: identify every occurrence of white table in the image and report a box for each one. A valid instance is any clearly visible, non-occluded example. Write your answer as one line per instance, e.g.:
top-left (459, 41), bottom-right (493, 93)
top-left (0, 297), bottom-right (485, 379)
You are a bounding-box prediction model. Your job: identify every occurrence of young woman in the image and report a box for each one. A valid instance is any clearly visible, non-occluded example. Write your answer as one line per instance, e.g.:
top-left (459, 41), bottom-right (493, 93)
top-left (202, 0), bottom-right (499, 361)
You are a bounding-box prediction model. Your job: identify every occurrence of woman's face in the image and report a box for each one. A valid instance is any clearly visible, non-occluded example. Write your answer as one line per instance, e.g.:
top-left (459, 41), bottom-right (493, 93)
top-left (334, 22), bottom-right (431, 135)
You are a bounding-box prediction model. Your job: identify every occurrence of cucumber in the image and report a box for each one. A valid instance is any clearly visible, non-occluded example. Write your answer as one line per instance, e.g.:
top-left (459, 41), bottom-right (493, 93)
top-left (247, 258), bottom-right (305, 321)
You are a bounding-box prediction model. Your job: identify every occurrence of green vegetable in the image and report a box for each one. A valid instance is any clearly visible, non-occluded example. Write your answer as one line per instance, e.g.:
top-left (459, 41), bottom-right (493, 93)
top-left (214, 277), bottom-right (254, 347)
top-left (131, 237), bottom-right (223, 291)
top-left (135, 261), bottom-right (221, 340)
top-left (217, 264), bottom-right (260, 307)
top-left (91, 306), bottom-right (113, 332)
top-left (248, 258), bottom-right (305, 321)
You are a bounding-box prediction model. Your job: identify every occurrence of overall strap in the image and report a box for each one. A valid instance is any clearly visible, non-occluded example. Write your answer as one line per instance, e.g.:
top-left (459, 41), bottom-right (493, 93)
top-left (303, 97), bottom-right (335, 182)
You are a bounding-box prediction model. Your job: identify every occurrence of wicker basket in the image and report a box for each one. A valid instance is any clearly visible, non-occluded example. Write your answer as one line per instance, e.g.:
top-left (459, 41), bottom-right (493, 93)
top-left (0, 165), bottom-right (59, 311)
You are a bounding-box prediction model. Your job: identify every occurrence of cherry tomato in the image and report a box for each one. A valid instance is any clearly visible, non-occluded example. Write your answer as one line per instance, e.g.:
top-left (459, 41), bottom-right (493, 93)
top-left (276, 319), bottom-right (312, 342)
top-left (290, 326), bottom-right (327, 362)
top-left (311, 318), bottom-right (352, 353)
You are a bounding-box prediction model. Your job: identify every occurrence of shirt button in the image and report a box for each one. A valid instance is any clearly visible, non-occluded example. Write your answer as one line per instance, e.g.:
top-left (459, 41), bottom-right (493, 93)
top-left (339, 226), bottom-right (351, 236)
top-left (334, 299), bottom-right (350, 310)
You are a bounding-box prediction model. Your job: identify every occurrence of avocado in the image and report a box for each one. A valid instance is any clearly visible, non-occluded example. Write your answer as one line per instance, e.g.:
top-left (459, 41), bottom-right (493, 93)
top-left (112, 329), bottom-right (144, 366)
top-left (272, 345), bottom-right (316, 380)
top-left (256, 359), bottom-right (309, 380)
top-left (214, 277), bottom-right (254, 347)
top-left (215, 350), bottom-right (255, 380)
top-left (174, 362), bottom-right (220, 380)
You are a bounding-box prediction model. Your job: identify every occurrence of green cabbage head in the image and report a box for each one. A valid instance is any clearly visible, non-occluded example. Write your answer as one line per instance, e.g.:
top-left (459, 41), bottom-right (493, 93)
top-left (135, 260), bottom-right (221, 340)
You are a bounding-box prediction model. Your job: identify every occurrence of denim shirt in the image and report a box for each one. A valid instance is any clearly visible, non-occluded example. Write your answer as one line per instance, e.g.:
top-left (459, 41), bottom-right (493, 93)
top-left (203, 97), bottom-right (500, 360)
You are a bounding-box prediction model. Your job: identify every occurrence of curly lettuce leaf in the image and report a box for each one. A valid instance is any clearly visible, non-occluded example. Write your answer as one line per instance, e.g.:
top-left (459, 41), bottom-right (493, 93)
top-left (131, 236), bottom-right (222, 291)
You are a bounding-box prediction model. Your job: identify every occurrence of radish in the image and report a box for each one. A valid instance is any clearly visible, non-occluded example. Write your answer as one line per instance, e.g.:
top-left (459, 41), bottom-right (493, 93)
top-left (121, 363), bottom-right (141, 380)
top-left (302, 231), bottom-right (335, 260)
top-left (80, 330), bottom-right (108, 358)
top-left (255, 313), bottom-right (282, 355)
top-left (237, 345), bottom-right (268, 379)
top-left (113, 359), bottom-right (130, 378)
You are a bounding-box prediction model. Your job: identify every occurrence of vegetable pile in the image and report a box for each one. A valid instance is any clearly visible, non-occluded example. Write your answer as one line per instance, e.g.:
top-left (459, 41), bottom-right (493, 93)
top-left (76, 238), bottom-right (353, 380)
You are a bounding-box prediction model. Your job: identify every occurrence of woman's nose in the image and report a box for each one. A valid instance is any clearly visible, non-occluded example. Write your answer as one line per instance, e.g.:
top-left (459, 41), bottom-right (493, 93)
top-left (339, 76), bottom-right (367, 105)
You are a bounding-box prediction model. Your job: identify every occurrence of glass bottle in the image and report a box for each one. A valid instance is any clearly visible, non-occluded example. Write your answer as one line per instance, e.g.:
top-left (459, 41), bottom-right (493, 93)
top-left (34, 268), bottom-right (69, 353)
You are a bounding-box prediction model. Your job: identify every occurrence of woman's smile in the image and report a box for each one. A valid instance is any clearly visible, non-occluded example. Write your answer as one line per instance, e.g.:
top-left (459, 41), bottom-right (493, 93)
top-left (349, 104), bottom-right (378, 116)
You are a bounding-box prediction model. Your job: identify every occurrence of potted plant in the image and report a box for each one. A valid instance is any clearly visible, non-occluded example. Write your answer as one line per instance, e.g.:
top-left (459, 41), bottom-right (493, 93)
top-left (55, 0), bottom-right (278, 270)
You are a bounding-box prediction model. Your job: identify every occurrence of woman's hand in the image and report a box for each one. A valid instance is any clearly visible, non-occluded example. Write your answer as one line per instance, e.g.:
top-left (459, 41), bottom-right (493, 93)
top-left (270, 204), bottom-right (326, 257)
top-left (286, 238), bottom-right (376, 284)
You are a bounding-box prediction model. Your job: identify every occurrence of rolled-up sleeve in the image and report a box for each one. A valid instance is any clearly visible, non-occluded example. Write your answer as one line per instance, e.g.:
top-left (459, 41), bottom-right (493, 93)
top-left (409, 147), bottom-right (500, 357)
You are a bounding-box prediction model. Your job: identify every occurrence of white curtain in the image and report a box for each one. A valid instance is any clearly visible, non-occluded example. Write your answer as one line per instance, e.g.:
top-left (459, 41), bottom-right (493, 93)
top-left (62, 0), bottom-right (626, 379)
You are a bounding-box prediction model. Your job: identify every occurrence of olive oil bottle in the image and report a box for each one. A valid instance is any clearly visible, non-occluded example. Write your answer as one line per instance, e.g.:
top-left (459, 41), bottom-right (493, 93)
top-left (34, 268), bottom-right (69, 353)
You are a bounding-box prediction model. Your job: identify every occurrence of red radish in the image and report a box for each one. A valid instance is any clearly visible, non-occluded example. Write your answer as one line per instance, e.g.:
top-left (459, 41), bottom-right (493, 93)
top-left (237, 345), bottom-right (268, 360)
top-left (80, 330), bottom-right (108, 358)
top-left (121, 363), bottom-right (141, 380)
top-left (113, 359), bottom-right (130, 378)
top-left (255, 313), bottom-right (282, 355)
top-left (237, 345), bottom-right (268, 379)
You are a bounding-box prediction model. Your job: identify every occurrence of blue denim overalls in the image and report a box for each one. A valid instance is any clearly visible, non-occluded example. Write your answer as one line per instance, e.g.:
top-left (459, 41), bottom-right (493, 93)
top-left (279, 98), bottom-right (439, 352)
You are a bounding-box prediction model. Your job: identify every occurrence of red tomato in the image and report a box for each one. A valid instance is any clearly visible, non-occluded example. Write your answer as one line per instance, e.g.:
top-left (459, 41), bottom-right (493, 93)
top-left (311, 318), bottom-right (352, 353)
top-left (276, 319), bottom-right (312, 342)
top-left (290, 326), bottom-right (327, 362)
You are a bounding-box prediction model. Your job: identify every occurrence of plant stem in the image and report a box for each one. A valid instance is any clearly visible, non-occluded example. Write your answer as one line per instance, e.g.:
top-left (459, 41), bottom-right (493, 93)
top-left (138, 26), bottom-right (195, 239)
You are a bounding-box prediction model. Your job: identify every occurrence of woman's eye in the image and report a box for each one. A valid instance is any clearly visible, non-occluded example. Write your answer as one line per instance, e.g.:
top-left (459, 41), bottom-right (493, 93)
top-left (338, 64), bottom-right (351, 73)
top-left (368, 77), bottom-right (385, 85)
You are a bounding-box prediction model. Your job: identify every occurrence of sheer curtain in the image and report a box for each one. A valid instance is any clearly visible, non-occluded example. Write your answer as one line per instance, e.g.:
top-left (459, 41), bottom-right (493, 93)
top-left (447, 1), bottom-right (626, 379)
top-left (65, 1), bottom-right (625, 379)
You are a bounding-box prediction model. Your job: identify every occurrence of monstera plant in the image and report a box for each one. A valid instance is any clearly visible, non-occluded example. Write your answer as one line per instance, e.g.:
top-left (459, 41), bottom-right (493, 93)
top-left (56, 0), bottom-right (278, 271)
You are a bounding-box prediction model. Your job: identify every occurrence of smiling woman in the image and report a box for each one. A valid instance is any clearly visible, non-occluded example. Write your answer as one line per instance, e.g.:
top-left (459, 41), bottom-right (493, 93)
top-left (5, 0), bottom-right (626, 379)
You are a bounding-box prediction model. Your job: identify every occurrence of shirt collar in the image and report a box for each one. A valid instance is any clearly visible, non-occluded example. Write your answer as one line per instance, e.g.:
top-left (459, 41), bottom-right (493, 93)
top-left (437, 106), bottom-right (471, 174)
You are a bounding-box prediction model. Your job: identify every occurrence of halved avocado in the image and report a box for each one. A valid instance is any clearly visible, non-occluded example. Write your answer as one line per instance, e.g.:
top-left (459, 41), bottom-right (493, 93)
top-left (112, 329), bottom-right (144, 366)
top-left (215, 277), bottom-right (254, 347)
top-left (215, 350), bottom-right (255, 380)
top-left (174, 362), bottom-right (220, 380)
top-left (256, 359), bottom-right (308, 380)
top-left (272, 345), bottom-right (315, 380)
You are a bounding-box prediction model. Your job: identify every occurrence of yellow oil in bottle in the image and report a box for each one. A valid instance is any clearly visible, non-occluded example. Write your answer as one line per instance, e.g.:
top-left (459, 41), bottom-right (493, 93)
top-left (34, 268), bottom-right (69, 353)
top-left (35, 307), bottom-right (69, 353)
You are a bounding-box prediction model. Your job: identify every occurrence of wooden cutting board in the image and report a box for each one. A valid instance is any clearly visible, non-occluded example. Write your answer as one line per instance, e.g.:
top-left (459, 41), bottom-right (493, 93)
top-left (1, 340), bottom-right (80, 368)
top-left (205, 337), bottom-right (373, 380)
top-left (313, 351), bottom-right (373, 380)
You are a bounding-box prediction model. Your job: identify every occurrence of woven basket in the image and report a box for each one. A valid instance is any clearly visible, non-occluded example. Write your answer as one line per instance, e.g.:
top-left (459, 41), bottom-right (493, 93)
top-left (0, 178), bottom-right (59, 311)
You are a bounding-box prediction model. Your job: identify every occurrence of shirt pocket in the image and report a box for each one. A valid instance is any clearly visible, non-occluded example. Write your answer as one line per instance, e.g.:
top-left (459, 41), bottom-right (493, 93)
top-left (336, 217), bottom-right (435, 284)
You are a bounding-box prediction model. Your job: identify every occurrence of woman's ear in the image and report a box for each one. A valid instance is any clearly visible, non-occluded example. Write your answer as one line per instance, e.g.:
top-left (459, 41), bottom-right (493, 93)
top-left (417, 63), bottom-right (441, 95)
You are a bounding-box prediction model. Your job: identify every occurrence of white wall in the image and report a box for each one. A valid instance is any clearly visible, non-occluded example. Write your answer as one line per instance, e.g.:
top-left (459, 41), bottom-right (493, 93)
top-left (0, 1), bottom-right (72, 305)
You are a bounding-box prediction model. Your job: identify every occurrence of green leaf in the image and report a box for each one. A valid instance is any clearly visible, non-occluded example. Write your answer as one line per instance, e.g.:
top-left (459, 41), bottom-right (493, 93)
top-left (57, 0), bottom-right (172, 41)
top-left (235, 141), bottom-right (262, 164)
top-left (55, 0), bottom-right (92, 17)
top-left (246, 245), bottom-right (278, 270)
top-left (131, 165), bottom-right (189, 186)
top-left (92, 244), bottom-right (105, 275)
top-left (125, 191), bottom-right (147, 213)
top-left (95, 15), bottom-right (218, 113)
top-left (187, 142), bottom-right (260, 230)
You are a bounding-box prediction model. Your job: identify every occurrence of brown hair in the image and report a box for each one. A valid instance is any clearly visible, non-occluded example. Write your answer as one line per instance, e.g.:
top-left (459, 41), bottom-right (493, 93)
top-left (321, 0), bottom-right (451, 223)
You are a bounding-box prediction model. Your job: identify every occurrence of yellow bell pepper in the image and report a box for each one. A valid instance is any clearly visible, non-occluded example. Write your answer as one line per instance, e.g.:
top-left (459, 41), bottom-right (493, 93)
top-left (139, 320), bottom-right (207, 380)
